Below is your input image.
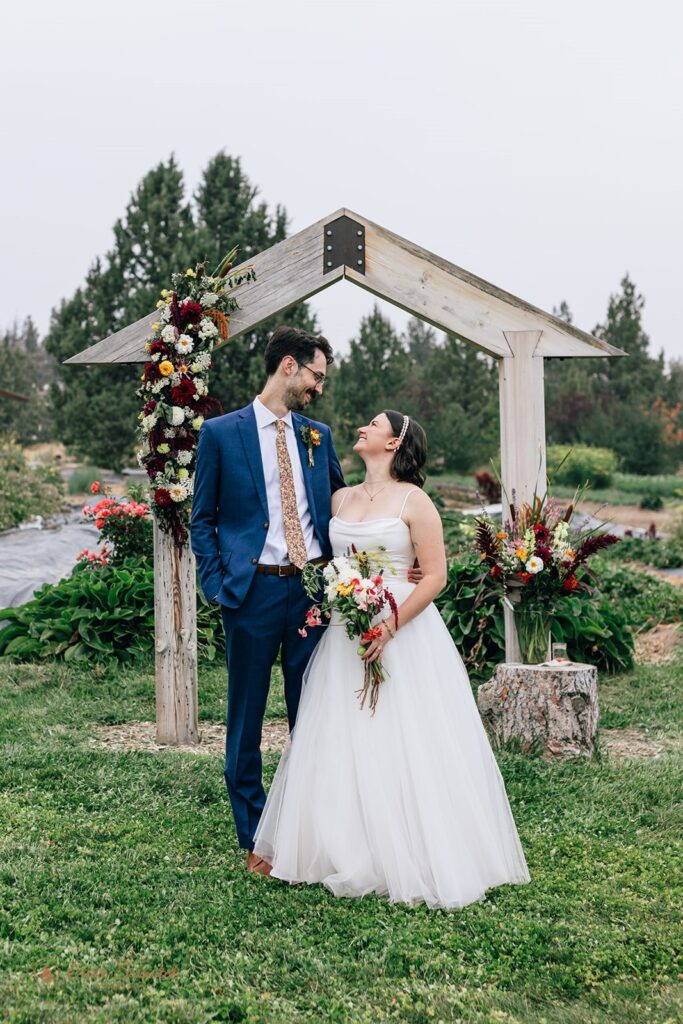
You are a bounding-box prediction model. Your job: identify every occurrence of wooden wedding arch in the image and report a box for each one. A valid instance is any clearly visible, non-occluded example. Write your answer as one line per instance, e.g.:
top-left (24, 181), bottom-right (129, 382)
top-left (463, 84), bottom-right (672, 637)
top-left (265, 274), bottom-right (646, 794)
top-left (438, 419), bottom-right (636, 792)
top-left (67, 208), bottom-right (624, 744)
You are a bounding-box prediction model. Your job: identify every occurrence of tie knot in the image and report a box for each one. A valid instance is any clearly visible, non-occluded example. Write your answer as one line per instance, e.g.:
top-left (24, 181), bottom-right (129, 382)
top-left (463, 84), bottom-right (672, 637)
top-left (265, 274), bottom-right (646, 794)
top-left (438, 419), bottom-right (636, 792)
top-left (276, 419), bottom-right (286, 434)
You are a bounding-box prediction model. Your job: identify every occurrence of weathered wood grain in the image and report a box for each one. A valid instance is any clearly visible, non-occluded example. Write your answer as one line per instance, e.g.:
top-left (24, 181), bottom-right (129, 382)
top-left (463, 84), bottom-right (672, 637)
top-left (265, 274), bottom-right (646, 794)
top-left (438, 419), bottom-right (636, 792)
top-left (477, 662), bottom-right (600, 759)
top-left (153, 521), bottom-right (198, 745)
top-left (343, 209), bottom-right (623, 358)
top-left (497, 330), bottom-right (547, 661)
top-left (65, 211), bottom-right (346, 365)
top-left (65, 207), bottom-right (625, 365)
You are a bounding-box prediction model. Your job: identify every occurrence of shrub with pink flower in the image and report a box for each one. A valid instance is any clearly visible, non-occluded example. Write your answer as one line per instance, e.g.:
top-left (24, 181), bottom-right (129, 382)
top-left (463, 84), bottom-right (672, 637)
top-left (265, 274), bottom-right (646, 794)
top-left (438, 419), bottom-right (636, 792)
top-left (82, 482), bottom-right (152, 565)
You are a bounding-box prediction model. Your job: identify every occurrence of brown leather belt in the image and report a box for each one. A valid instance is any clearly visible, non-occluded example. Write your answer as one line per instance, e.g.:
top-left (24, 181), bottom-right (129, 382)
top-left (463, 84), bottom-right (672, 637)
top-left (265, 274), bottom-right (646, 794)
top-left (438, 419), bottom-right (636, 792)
top-left (256, 557), bottom-right (327, 577)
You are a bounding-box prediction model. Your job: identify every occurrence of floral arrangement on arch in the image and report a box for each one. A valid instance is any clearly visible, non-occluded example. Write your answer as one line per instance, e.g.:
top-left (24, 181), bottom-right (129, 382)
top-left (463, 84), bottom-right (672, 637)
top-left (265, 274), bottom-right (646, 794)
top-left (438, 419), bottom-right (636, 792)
top-left (136, 247), bottom-right (255, 546)
top-left (474, 490), bottom-right (620, 605)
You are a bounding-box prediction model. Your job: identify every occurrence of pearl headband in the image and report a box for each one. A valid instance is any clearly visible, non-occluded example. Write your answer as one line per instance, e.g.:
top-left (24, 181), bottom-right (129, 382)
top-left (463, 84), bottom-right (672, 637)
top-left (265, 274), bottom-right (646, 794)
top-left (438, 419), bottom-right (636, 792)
top-left (395, 415), bottom-right (410, 449)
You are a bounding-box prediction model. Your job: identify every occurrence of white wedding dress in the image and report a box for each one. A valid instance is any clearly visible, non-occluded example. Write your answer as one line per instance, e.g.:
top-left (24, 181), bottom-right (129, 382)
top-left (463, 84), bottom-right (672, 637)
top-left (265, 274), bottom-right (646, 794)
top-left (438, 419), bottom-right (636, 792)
top-left (253, 505), bottom-right (530, 908)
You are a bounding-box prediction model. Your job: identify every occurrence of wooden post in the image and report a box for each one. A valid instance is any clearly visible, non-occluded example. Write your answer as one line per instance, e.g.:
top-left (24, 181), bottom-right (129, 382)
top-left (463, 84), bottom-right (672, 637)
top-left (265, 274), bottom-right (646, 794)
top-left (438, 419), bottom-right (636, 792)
top-left (153, 521), bottom-right (199, 744)
top-left (499, 330), bottom-right (547, 662)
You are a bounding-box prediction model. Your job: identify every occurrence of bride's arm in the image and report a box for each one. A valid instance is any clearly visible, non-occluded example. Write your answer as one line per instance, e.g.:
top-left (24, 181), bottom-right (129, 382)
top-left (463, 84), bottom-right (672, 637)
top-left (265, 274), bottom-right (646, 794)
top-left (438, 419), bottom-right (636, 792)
top-left (363, 490), bottom-right (447, 663)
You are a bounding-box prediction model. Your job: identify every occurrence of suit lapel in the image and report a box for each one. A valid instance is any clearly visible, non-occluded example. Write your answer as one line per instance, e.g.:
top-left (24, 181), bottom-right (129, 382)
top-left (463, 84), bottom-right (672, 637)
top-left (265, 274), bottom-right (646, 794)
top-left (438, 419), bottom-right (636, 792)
top-left (237, 405), bottom-right (269, 520)
top-left (292, 413), bottom-right (318, 524)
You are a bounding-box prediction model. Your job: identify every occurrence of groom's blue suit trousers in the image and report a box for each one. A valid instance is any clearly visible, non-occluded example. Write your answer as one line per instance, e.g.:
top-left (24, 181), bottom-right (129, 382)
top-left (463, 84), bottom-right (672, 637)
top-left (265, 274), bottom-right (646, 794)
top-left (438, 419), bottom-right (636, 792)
top-left (221, 570), bottom-right (322, 850)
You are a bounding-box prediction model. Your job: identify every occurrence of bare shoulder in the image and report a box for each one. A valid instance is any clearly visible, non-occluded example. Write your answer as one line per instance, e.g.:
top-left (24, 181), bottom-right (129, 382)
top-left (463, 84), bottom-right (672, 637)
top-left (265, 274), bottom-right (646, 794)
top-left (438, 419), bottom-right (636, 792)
top-left (331, 486), bottom-right (353, 514)
top-left (402, 487), bottom-right (441, 524)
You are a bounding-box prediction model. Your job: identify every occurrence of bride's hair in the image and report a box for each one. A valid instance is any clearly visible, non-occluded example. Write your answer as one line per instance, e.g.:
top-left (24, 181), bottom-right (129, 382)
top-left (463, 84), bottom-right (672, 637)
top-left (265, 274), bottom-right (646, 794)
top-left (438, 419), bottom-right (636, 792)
top-left (383, 410), bottom-right (427, 487)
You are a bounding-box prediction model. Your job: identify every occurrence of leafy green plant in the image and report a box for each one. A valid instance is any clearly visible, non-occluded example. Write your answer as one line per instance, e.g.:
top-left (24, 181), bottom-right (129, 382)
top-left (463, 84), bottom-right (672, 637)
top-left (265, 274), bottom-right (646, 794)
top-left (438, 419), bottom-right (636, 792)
top-left (67, 465), bottom-right (102, 494)
top-left (591, 557), bottom-right (682, 631)
top-left (547, 445), bottom-right (618, 489)
top-left (436, 554), bottom-right (636, 682)
top-left (0, 439), bottom-right (64, 531)
top-left (639, 492), bottom-right (664, 511)
top-left (604, 536), bottom-right (683, 569)
top-left (0, 561), bottom-right (223, 665)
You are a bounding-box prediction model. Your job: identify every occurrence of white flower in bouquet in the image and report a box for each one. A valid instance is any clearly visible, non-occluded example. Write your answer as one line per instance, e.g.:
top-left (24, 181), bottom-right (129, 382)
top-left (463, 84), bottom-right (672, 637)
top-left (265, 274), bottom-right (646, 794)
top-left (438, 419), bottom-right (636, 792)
top-left (159, 305), bottom-right (171, 323)
top-left (176, 449), bottom-right (192, 465)
top-left (176, 334), bottom-right (194, 355)
top-left (168, 406), bottom-right (185, 426)
top-left (161, 325), bottom-right (176, 344)
top-left (169, 483), bottom-right (188, 502)
top-left (198, 318), bottom-right (218, 340)
top-left (141, 413), bottom-right (158, 432)
top-left (525, 555), bottom-right (544, 574)
top-left (200, 292), bottom-right (219, 307)
top-left (190, 352), bottom-right (211, 372)
top-left (163, 427), bottom-right (177, 438)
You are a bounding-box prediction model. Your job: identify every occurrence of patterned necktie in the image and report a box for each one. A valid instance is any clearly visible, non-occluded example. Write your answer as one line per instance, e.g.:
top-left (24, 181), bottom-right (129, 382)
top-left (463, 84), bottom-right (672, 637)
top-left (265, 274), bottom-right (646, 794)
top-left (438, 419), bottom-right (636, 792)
top-left (275, 419), bottom-right (308, 568)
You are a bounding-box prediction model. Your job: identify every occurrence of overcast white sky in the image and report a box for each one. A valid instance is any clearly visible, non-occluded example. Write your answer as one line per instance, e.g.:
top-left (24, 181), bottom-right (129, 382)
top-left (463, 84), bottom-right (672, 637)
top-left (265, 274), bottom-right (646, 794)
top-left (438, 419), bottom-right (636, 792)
top-left (2, 0), bottom-right (682, 363)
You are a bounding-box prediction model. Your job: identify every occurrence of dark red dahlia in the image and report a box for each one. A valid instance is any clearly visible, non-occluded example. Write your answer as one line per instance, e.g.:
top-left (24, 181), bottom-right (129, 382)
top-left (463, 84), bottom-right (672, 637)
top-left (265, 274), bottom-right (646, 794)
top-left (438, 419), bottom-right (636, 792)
top-left (535, 543), bottom-right (552, 563)
top-left (195, 395), bottom-right (223, 419)
top-left (169, 379), bottom-right (197, 405)
top-left (148, 427), bottom-right (166, 450)
top-left (146, 456), bottom-right (167, 478)
top-left (149, 339), bottom-right (170, 357)
top-left (143, 361), bottom-right (162, 383)
top-left (172, 433), bottom-right (194, 452)
top-left (563, 575), bottom-right (579, 591)
top-left (179, 300), bottom-right (203, 327)
top-left (143, 400), bottom-right (157, 415)
top-left (533, 523), bottom-right (549, 542)
top-left (154, 487), bottom-right (172, 507)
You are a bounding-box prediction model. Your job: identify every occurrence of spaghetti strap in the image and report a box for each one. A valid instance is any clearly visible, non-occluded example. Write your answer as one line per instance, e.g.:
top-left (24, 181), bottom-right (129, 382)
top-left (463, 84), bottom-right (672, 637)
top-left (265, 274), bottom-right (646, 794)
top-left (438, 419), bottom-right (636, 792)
top-left (398, 488), bottom-right (419, 521)
top-left (335, 487), bottom-right (352, 516)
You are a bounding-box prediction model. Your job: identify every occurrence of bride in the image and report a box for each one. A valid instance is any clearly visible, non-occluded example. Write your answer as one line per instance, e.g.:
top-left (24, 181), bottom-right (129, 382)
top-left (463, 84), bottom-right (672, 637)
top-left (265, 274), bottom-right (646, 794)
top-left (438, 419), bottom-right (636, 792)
top-left (253, 410), bottom-right (530, 908)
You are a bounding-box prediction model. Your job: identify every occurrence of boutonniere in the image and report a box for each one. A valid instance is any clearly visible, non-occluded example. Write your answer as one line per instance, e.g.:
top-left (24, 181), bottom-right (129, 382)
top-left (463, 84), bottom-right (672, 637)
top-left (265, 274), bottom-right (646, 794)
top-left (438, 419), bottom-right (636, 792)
top-left (299, 424), bottom-right (321, 467)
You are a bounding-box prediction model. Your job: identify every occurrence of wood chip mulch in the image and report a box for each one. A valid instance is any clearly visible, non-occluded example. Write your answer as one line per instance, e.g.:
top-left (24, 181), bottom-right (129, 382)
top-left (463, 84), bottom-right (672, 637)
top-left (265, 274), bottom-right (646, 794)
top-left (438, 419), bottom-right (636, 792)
top-left (89, 720), bottom-right (289, 756)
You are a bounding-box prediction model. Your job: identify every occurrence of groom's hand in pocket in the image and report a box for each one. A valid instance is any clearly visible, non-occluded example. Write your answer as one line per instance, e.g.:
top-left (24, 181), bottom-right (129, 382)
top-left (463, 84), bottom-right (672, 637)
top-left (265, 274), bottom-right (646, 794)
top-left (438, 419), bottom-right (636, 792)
top-left (407, 558), bottom-right (423, 584)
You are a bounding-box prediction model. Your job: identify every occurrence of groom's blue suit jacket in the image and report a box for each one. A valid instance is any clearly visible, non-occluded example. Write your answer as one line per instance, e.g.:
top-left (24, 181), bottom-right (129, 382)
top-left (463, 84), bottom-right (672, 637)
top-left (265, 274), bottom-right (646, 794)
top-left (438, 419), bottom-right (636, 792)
top-left (191, 404), bottom-right (345, 608)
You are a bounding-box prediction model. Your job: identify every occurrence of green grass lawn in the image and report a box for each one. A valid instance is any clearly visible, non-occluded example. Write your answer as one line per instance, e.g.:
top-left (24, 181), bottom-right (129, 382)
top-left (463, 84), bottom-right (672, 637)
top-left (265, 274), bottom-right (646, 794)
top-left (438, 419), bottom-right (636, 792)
top-left (1, 653), bottom-right (681, 1023)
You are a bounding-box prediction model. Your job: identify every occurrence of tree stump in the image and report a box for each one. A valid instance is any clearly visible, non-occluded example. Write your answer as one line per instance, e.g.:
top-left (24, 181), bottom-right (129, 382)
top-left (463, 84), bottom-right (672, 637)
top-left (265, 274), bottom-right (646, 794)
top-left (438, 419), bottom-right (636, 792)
top-left (477, 662), bottom-right (599, 760)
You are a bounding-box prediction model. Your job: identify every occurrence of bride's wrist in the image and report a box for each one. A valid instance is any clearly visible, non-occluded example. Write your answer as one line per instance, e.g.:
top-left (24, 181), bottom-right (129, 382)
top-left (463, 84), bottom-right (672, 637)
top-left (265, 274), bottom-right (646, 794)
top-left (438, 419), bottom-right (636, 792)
top-left (383, 617), bottom-right (396, 639)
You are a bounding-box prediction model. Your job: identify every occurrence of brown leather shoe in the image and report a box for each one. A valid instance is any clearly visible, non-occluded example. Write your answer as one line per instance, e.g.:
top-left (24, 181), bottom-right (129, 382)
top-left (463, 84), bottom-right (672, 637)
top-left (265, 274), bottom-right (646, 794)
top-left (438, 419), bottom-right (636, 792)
top-left (246, 851), bottom-right (273, 877)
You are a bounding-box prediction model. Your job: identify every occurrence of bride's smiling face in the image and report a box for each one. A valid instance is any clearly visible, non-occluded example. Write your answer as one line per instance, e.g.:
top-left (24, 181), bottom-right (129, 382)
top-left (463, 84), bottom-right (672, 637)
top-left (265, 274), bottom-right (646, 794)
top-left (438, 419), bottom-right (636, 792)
top-left (353, 413), bottom-right (396, 457)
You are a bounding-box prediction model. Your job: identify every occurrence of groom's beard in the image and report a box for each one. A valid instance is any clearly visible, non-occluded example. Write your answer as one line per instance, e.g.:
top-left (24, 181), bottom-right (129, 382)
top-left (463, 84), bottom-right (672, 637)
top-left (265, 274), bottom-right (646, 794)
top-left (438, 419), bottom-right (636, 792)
top-left (284, 383), bottom-right (317, 412)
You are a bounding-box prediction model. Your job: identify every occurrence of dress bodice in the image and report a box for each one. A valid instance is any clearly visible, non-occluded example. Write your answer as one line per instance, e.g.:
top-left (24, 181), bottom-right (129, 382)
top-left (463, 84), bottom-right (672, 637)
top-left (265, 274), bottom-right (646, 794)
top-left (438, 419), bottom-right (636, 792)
top-left (329, 517), bottom-right (416, 580)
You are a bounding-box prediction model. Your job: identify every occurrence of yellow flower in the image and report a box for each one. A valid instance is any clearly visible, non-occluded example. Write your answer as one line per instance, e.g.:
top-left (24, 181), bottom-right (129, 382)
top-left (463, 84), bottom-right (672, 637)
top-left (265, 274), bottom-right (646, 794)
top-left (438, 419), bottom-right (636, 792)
top-left (159, 360), bottom-right (174, 377)
top-left (336, 582), bottom-right (355, 596)
top-left (151, 322), bottom-right (161, 333)
top-left (185, 268), bottom-right (196, 277)
top-left (310, 428), bottom-right (321, 446)
top-left (566, 549), bottom-right (575, 559)
top-left (160, 289), bottom-right (170, 298)
top-left (156, 300), bottom-right (166, 309)
top-left (516, 547), bottom-right (527, 560)
top-left (140, 374), bottom-right (145, 381)
top-left (480, 552), bottom-right (487, 560)
top-left (191, 416), bottom-right (204, 430)
top-left (178, 468), bottom-right (189, 481)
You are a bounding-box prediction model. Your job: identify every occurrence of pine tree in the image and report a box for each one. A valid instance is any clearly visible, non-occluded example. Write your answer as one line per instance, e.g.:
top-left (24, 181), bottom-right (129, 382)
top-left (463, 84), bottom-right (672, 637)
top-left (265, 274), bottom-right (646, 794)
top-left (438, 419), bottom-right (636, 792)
top-left (193, 153), bottom-right (317, 416)
top-left (0, 318), bottom-right (56, 443)
top-left (333, 307), bottom-right (411, 447)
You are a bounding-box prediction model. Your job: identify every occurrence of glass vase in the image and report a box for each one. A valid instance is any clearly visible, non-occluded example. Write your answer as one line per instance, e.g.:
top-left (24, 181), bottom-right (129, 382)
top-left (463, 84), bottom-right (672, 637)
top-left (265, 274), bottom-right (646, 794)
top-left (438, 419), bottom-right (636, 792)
top-left (514, 602), bottom-right (553, 664)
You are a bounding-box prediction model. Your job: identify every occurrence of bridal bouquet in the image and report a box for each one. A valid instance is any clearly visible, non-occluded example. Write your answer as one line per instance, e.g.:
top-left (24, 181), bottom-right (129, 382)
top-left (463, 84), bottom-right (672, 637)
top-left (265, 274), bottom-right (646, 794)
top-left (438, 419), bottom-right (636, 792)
top-left (301, 547), bottom-right (398, 713)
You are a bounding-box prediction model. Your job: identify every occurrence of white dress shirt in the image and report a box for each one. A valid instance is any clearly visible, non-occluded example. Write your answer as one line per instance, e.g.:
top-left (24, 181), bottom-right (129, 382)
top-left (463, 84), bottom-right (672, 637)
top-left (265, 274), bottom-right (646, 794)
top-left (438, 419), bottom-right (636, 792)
top-left (253, 397), bottom-right (323, 564)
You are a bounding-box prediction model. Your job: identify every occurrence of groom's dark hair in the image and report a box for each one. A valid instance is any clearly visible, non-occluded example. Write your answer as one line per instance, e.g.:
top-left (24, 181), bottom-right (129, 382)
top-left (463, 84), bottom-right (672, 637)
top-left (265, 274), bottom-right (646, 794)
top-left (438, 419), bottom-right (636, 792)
top-left (264, 326), bottom-right (334, 377)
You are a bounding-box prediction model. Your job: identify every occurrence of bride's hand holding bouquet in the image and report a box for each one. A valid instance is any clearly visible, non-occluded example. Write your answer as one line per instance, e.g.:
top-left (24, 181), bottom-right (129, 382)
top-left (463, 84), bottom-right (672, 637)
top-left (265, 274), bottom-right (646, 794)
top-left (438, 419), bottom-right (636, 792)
top-left (300, 546), bottom-right (398, 713)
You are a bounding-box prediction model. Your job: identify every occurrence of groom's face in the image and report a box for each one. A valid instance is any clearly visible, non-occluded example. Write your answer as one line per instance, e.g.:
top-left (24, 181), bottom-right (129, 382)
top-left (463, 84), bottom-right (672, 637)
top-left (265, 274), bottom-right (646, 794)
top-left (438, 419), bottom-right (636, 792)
top-left (282, 350), bottom-right (327, 411)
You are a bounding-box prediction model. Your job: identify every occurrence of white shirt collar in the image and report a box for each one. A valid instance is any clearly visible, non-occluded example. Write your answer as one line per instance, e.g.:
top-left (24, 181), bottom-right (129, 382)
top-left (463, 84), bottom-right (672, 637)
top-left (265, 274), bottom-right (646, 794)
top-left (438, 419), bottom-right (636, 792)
top-left (253, 396), bottom-right (293, 430)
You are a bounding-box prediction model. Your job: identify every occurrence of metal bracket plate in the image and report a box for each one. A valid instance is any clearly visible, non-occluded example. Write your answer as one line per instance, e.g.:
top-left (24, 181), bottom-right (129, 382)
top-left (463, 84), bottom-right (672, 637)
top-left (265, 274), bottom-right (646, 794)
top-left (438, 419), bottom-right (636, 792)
top-left (323, 215), bottom-right (365, 275)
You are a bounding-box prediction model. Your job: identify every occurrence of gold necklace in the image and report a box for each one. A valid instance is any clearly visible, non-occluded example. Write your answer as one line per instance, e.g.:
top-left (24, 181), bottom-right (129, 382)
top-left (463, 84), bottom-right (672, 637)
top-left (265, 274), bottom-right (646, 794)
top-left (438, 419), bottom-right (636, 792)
top-left (362, 481), bottom-right (389, 502)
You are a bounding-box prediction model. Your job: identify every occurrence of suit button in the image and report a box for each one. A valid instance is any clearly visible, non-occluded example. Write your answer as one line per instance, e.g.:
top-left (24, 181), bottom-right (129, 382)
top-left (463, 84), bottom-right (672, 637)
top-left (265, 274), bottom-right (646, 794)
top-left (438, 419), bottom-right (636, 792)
top-left (251, 557), bottom-right (258, 564)
top-left (263, 522), bottom-right (269, 529)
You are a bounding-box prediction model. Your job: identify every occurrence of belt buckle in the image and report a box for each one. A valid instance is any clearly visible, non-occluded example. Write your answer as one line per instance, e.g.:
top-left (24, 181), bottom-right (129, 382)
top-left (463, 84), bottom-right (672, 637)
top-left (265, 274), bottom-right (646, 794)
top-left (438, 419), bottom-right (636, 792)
top-left (278, 564), bottom-right (289, 577)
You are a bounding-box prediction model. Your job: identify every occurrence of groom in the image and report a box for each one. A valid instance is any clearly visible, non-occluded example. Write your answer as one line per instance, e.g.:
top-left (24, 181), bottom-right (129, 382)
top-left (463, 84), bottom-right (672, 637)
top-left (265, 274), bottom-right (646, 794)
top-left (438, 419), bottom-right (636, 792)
top-left (191, 325), bottom-right (345, 873)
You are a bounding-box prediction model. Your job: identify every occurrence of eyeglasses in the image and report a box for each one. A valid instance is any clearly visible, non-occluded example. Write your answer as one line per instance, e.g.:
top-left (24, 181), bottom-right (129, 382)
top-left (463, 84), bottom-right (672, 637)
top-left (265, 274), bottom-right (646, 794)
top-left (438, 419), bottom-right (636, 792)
top-left (296, 360), bottom-right (327, 389)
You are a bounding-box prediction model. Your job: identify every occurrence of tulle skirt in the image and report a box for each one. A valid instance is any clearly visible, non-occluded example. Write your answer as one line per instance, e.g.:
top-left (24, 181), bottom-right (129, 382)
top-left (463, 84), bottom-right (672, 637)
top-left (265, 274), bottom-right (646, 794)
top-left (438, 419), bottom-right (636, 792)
top-left (253, 582), bottom-right (530, 909)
